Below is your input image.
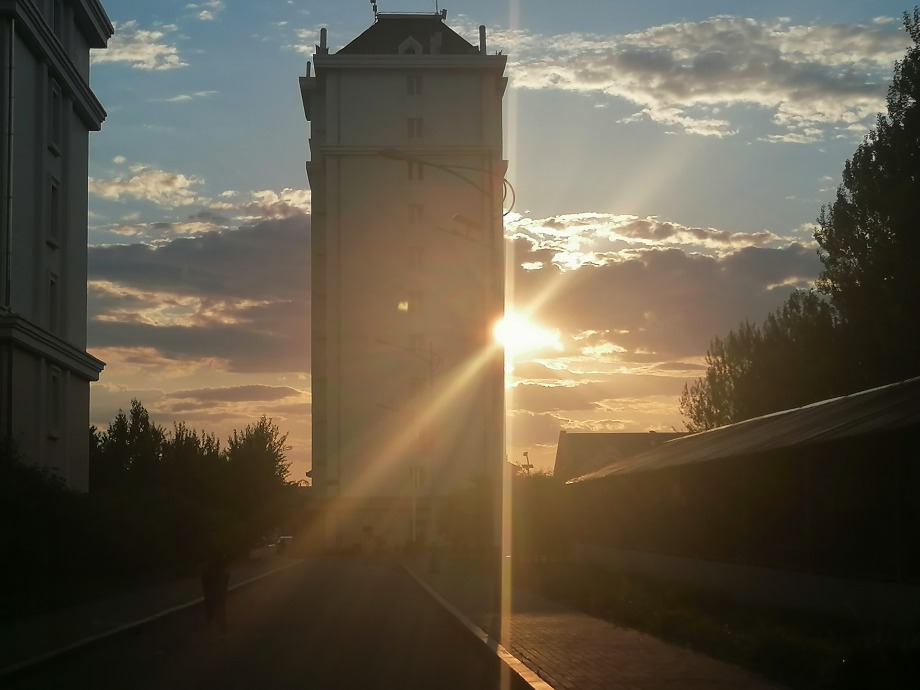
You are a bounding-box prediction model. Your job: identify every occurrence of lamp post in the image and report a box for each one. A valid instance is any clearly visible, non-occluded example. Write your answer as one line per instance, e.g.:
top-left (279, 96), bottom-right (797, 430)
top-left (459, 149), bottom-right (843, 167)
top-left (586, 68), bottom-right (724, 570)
top-left (378, 149), bottom-right (516, 217)
top-left (378, 148), bottom-right (512, 632)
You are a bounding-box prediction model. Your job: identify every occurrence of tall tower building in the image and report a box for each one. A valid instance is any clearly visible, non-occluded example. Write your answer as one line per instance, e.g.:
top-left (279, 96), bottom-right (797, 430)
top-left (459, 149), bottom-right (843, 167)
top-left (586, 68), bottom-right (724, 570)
top-left (300, 11), bottom-right (507, 548)
top-left (0, 1), bottom-right (112, 489)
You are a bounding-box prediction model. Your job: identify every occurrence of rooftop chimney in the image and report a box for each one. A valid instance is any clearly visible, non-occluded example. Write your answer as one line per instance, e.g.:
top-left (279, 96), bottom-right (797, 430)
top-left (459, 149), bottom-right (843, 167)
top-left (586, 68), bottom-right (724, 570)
top-left (479, 25), bottom-right (486, 54)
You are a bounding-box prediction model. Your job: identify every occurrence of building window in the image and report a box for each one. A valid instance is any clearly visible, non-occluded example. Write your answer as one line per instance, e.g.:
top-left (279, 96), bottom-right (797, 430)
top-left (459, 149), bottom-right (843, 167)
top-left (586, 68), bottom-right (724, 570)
top-left (407, 161), bottom-right (424, 181)
top-left (49, 81), bottom-right (63, 153)
top-left (48, 366), bottom-right (62, 439)
top-left (398, 37), bottom-right (423, 55)
top-left (409, 465), bottom-right (426, 488)
top-left (48, 176), bottom-right (61, 245)
top-left (49, 273), bottom-right (59, 333)
top-left (407, 117), bottom-right (423, 139)
top-left (407, 75), bottom-right (423, 96)
top-left (408, 245), bottom-right (424, 269)
top-left (52, 0), bottom-right (63, 40)
top-left (408, 203), bottom-right (424, 224)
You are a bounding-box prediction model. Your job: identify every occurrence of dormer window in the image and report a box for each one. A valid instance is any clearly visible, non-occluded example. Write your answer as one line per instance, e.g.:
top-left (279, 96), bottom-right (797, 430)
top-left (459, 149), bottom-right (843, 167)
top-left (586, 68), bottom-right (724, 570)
top-left (399, 37), bottom-right (423, 55)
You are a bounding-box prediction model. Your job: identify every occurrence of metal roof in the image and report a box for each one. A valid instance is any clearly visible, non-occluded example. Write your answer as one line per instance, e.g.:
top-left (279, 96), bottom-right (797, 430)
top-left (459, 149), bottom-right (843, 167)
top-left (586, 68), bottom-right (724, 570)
top-left (338, 14), bottom-right (478, 55)
top-left (569, 377), bottom-right (920, 484)
top-left (553, 431), bottom-right (684, 482)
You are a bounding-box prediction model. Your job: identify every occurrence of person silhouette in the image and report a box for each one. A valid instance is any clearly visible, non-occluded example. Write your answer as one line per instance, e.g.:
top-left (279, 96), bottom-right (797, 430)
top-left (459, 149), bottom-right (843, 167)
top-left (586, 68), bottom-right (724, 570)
top-left (201, 551), bottom-right (230, 636)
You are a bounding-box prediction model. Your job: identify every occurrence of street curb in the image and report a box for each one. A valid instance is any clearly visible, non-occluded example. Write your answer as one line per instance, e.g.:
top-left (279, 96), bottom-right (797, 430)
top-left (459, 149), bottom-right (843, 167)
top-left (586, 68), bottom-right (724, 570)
top-left (0, 559), bottom-right (304, 681)
top-left (400, 565), bottom-right (555, 690)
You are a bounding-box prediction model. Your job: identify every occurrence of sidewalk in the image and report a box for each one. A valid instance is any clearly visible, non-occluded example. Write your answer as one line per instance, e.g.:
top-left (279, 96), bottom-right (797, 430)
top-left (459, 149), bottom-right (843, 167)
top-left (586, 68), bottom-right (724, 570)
top-left (405, 557), bottom-right (783, 690)
top-left (0, 553), bottom-right (302, 677)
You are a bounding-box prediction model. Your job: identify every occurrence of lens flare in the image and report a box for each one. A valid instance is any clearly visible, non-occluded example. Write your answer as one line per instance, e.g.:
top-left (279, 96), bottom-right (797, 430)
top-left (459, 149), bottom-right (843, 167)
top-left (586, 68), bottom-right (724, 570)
top-left (493, 311), bottom-right (562, 355)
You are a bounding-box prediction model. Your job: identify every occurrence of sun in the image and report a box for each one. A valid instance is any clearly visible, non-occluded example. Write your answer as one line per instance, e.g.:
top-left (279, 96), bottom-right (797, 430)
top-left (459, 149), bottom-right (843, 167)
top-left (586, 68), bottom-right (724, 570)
top-left (494, 311), bottom-right (562, 355)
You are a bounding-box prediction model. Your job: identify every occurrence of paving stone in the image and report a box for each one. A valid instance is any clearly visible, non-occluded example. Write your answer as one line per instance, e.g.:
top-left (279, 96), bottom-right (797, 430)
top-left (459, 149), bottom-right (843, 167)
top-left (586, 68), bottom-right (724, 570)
top-left (409, 560), bottom-right (782, 690)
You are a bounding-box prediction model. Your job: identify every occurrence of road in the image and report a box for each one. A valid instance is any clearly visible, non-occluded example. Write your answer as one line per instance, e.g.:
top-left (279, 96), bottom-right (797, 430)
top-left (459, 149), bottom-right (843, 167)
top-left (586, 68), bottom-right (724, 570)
top-left (6, 560), bottom-right (531, 689)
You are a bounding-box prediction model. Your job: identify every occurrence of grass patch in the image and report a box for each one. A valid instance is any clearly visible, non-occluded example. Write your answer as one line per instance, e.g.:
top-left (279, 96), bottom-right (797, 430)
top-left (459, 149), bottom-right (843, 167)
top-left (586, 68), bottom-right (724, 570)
top-left (517, 561), bottom-right (919, 689)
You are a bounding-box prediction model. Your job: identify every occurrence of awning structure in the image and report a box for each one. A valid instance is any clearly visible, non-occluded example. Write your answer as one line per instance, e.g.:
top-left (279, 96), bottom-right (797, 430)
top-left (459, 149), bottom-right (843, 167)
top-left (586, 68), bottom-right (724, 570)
top-left (569, 377), bottom-right (920, 483)
top-left (552, 431), bottom-right (683, 482)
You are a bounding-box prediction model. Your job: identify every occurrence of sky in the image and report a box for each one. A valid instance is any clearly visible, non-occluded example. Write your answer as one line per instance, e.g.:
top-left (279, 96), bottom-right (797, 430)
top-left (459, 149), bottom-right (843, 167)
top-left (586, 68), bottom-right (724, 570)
top-left (86, 0), bottom-right (914, 477)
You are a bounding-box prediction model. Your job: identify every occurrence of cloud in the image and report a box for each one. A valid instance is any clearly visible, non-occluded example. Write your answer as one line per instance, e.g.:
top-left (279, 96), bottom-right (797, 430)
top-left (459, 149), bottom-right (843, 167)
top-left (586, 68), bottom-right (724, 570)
top-left (89, 158), bottom-right (310, 224)
top-left (282, 27), bottom-right (324, 55)
top-left (507, 212), bottom-right (787, 269)
top-left (186, 1), bottom-right (225, 21)
top-left (89, 167), bottom-right (204, 207)
top-left (164, 385), bottom-right (303, 403)
top-left (88, 213), bottom-right (310, 374)
top-left (478, 16), bottom-right (907, 139)
top-left (509, 238), bottom-right (821, 360)
top-left (91, 21), bottom-right (186, 71)
top-left (89, 379), bottom-right (312, 477)
top-left (155, 91), bottom-right (218, 103)
top-left (513, 375), bottom-right (685, 413)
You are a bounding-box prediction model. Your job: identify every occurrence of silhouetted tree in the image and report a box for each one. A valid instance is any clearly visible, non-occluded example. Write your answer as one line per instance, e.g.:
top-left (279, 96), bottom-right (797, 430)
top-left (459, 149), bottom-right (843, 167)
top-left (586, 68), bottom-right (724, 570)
top-left (680, 291), bottom-right (841, 431)
top-left (91, 399), bottom-right (166, 490)
top-left (815, 8), bottom-right (920, 388)
top-left (224, 417), bottom-right (292, 549)
top-left (512, 469), bottom-right (570, 562)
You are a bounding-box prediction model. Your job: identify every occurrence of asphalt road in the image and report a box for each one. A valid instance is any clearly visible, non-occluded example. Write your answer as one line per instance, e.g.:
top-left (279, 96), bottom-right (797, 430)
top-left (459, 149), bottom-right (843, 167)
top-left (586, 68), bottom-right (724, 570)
top-left (7, 560), bottom-right (531, 690)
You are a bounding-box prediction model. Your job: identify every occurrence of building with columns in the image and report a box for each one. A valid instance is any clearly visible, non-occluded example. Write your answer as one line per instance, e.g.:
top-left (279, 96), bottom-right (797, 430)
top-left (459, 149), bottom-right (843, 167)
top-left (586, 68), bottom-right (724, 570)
top-left (0, 0), bottom-right (112, 489)
top-left (300, 10), bottom-right (507, 549)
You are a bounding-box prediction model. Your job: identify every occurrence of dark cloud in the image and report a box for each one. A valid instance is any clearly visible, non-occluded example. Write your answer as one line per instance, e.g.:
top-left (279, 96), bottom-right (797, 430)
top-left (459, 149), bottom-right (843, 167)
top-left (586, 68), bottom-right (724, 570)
top-left (88, 213), bottom-right (310, 373)
top-left (164, 385), bottom-right (303, 403)
top-left (513, 242), bottom-right (820, 358)
top-left (514, 374), bottom-right (686, 413)
top-left (507, 410), bottom-right (566, 446)
top-left (188, 209), bottom-right (232, 225)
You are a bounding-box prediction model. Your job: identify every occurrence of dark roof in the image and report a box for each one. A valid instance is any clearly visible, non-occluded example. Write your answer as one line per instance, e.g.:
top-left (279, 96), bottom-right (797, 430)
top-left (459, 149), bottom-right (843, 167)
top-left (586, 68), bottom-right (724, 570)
top-left (553, 431), bottom-right (685, 482)
top-left (338, 14), bottom-right (479, 56)
top-left (569, 377), bottom-right (920, 484)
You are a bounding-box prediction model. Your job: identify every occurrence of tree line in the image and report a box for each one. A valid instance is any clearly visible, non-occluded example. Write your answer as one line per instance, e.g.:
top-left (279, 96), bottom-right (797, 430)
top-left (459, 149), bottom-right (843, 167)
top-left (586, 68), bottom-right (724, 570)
top-left (1, 401), bottom-right (298, 620)
top-left (681, 9), bottom-right (920, 431)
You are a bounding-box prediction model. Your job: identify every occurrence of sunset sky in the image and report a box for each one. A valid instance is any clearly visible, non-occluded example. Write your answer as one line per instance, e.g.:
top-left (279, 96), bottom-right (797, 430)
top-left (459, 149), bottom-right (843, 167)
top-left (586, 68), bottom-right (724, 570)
top-left (86, 0), bottom-right (912, 476)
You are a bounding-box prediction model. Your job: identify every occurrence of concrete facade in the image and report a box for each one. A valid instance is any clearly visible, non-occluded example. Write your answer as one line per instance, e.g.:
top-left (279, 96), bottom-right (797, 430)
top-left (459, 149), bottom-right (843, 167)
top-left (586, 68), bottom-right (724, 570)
top-left (300, 12), bottom-right (507, 549)
top-left (0, 0), bottom-right (111, 489)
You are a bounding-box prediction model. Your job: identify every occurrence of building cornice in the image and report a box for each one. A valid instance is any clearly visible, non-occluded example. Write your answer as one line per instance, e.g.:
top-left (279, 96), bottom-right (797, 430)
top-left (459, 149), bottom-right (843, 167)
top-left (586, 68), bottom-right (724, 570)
top-left (0, 0), bottom-right (110, 129)
top-left (312, 145), bottom-right (506, 159)
top-left (313, 54), bottom-right (507, 72)
top-left (73, 0), bottom-right (114, 49)
top-left (0, 312), bottom-right (105, 380)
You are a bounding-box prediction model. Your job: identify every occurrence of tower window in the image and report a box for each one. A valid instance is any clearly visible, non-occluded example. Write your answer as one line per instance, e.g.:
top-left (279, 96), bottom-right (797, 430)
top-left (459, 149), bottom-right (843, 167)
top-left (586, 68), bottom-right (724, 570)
top-left (398, 37), bottom-right (424, 55)
top-left (48, 366), bottom-right (62, 439)
top-left (48, 176), bottom-right (61, 245)
top-left (408, 204), bottom-right (424, 224)
top-left (49, 273), bottom-right (59, 333)
top-left (49, 81), bottom-right (62, 153)
top-left (407, 75), bottom-right (423, 96)
top-left (408, 245), bottom-right (424, 269)
top-left (407, 161), bottom-right (424, 181)
top-left (52, 0), bottom-right (63, 40)
top-left (407, 117), bottom-right (423, 139)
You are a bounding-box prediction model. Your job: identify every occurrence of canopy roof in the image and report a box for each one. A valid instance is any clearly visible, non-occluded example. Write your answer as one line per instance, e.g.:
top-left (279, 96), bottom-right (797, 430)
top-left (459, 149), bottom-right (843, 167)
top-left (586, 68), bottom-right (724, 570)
top-left (553, 431), bottom-right (684, 482)
top-left (569, 377), bottom-right (920, 484)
